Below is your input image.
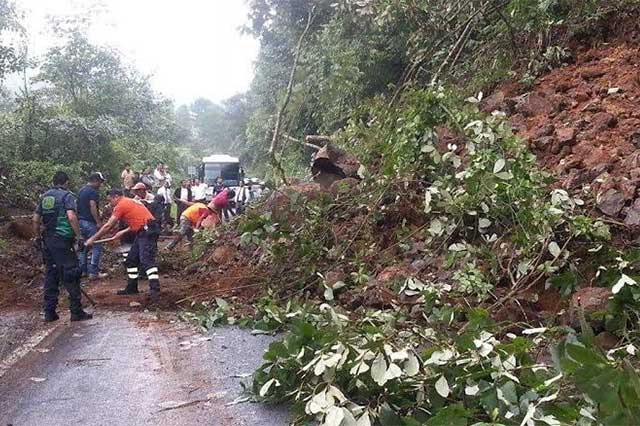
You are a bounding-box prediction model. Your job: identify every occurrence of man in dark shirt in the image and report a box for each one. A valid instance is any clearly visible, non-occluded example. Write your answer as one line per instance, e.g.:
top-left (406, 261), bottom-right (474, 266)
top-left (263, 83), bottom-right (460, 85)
top-left (77, 172), bottom-right (106, 280)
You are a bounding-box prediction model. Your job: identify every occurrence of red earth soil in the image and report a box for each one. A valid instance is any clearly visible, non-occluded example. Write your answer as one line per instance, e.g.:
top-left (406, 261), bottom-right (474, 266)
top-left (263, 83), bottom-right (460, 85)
top-left (483, 41), bottom-right (640, 225)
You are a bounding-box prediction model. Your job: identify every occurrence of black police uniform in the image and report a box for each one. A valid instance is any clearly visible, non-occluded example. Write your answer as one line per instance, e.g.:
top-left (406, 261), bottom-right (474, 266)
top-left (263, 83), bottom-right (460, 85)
top-left (36, 187), bottom-right (83, 316)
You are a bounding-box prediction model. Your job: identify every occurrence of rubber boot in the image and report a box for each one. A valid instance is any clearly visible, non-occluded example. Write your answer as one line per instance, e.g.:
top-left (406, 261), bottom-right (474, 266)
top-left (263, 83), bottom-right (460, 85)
top-left (44, 311), bottom-right (59, 322)
top-left (70, 310), bottom-right (93, 321)
top-left (117, 278), bottom-right (140, 295)
top-left (149, 279), bottom-right (160, 299)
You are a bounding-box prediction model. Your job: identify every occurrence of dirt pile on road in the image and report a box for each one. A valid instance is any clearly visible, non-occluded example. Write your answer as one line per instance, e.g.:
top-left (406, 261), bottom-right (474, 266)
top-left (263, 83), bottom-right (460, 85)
top-left (484, 41), bottom-right (640, 225)
top-left (0, 219), bottom-right (41, 308)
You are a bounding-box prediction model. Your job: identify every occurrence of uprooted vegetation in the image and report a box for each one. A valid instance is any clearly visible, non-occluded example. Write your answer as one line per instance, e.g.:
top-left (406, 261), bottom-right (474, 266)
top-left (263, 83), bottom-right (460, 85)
top-left (181, 82), bottom-right (640, 425)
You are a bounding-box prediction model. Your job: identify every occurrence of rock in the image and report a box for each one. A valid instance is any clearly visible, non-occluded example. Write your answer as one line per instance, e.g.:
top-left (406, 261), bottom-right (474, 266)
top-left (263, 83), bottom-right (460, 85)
top-left (620, 179), bottom-right (637, 200)
top-left (514, 93), bottom-right (553, 117)
top-left (532, 123), bottom-right (555, 139)
top-left (597, 188), bottom-right (625, 217)
top-left (556, 127), bottom-right (576, 144)
top-left (625, 198), bottom-right (640, 226)
top-left (591, 112), bottom-right (618, 130)
top-left (568, 287), bottom-right (611, 327)
top-left (630, 131), bottom-right (640, 148)
top-left (410, 259), bottom-right (428, 272)
top-left (580, 68), bottom-right (606, 80)
top-left (325, 268), bottom-right (347, 287)
top-left (312, 145), bottom-right (361, 189)
top-left (376, 266), bottom-right (413, 284)
top-left (594, 331), bottom-right (619, 350)
top-left (480, 90), bottom-right (506, 113)
top-left (531, 136), bottom-right (555, 151)
top-left (574, 90), bottom-right (591, 103)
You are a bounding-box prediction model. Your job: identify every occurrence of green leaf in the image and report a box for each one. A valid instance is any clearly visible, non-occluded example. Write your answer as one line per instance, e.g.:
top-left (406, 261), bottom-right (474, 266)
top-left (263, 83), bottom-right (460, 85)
top-left (379, 404), bottom-right (403, 426)
top-left (371, 353), bottom-right (388, 386)
top-left (425, 404), bottom-right (468, 426)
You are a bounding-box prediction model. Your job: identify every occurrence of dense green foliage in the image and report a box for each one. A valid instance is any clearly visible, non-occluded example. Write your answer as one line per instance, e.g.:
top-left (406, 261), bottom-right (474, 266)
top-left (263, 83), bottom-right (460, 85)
top-left (219, 0), bottom-right (638, 179)
top-left (0, 10), bottom-right (191, 207)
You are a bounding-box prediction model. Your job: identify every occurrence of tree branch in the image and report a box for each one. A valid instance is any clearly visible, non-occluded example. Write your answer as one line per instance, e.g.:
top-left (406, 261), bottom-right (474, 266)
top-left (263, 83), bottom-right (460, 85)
top-left (268, 7), bottom-right (316, 185)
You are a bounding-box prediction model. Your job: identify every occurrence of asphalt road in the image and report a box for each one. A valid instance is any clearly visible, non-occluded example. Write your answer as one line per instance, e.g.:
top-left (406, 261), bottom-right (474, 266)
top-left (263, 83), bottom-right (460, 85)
top-left (0, 311), bottom-right (289, 426)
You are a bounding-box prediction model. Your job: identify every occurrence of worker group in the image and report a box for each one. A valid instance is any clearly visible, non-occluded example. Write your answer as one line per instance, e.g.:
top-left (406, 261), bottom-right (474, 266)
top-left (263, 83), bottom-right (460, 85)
top-left (32, 166), bottom-right (255, 322)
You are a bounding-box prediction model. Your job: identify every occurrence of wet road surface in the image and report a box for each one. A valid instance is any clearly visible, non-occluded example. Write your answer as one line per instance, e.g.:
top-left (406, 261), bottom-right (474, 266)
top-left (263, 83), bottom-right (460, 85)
top-left (0, 311), bottom-right (289, 426)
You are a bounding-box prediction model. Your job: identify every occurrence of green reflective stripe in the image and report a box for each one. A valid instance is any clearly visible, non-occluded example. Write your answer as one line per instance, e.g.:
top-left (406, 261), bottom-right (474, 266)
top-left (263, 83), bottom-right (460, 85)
top-left (55, 212), bottom-right (74, 238)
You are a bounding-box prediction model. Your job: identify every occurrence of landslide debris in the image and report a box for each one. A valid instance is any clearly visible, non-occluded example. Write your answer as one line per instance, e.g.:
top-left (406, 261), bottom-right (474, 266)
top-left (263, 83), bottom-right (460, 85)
top-left (484, 41), bottom-right (640, 225)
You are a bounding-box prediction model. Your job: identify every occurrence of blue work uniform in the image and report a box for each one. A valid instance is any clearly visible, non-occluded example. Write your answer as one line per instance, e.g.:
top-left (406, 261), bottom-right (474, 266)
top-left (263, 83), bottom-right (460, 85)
top-left (35, 187), bottom-right (83, 315)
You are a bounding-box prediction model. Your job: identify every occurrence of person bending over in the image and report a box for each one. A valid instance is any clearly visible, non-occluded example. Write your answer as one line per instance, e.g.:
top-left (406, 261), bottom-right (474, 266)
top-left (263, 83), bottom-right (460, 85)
top-left (86, 189), bottom-right (161, 298)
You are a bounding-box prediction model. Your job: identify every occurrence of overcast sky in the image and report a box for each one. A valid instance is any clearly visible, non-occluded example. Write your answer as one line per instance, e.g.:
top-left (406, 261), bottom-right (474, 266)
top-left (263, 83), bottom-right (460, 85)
top-left (17, 0), bottom-right (259, 105)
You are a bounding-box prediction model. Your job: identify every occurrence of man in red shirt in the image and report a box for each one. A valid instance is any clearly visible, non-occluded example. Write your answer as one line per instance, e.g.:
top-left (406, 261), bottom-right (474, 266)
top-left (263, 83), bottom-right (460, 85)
top-left (87, 189), bottom-right (161, 297)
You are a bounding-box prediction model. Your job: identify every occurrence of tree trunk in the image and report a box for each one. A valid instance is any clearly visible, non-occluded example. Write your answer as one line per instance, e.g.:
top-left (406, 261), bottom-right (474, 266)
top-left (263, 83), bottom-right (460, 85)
top-left (268, 7), bottom-right (316, 185)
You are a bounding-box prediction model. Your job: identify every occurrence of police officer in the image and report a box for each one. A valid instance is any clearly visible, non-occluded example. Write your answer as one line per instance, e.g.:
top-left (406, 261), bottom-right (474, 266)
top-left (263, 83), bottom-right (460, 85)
top-left (32, 171), bottom-right (93, 322)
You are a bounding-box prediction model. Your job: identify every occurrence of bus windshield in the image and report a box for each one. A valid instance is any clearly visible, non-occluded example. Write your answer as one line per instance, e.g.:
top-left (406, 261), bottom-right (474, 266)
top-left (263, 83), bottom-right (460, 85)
top-left (203, 162), bottom-right (240, 186)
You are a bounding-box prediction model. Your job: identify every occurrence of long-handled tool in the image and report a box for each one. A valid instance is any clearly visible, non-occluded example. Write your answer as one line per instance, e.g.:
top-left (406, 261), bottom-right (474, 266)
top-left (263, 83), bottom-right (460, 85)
top-left (79, 286), bottom-right (97, 306)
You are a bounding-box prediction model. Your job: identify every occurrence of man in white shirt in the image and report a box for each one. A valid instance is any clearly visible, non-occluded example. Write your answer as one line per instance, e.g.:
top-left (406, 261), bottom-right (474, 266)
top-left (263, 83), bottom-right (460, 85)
top-left (153, 162), bottom-right (166, 186)
top-left (157, 181), bottom-right (174, 230)
top-left (164, 167), bottom-right (173, 187)
top-left (192, 179), bottom-right (207, 203)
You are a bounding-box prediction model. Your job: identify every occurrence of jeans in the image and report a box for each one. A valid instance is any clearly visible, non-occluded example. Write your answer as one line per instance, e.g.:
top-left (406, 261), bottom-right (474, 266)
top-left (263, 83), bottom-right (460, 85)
top-left (78, 219), bottom-right (103, 276)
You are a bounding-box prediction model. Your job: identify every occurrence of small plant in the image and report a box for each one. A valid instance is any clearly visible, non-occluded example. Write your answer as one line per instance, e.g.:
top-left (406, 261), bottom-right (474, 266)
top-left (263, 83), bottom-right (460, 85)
top-left (452, 263), bottom-right (493, 301)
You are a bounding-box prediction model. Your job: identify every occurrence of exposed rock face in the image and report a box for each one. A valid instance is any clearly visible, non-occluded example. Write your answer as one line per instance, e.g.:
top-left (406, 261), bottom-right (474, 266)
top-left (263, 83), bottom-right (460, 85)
top-left (497, 42), bottom-right (640, 224)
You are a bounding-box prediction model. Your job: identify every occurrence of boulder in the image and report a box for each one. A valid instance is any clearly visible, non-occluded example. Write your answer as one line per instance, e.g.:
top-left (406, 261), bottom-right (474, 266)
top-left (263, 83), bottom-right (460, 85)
top-left (514, 93), bottom-right (553, 117)
top-left (625, 198), bottom-right (640, 226)
top-left (480, 90), bottom-right (506, 113)
top-left (597, 188), bottom-right (625, 217)
top-left (312, 145), bottom-right (361, 189)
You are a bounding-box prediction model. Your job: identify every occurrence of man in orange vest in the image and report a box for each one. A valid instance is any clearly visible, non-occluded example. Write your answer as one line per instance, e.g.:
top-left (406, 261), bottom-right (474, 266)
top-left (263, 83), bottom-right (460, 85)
top-left (166, 201), bottom-right (214, 250)
top-left (86, 189), bottom-right (161, 297)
